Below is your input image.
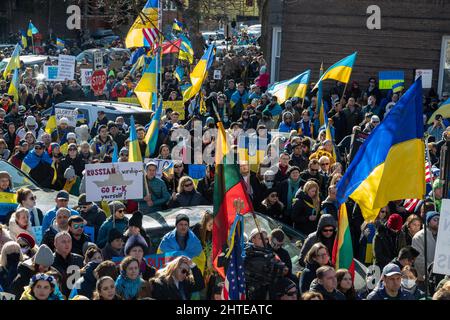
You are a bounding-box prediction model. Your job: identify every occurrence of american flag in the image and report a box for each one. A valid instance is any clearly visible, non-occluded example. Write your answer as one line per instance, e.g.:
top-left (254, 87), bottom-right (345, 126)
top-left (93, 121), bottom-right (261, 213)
top-left (403, 157), bottom-right (433, 212)
top-left (143, 28), bottom-right (159, 49)
top-left (222, 221), bottom-right (246, 300)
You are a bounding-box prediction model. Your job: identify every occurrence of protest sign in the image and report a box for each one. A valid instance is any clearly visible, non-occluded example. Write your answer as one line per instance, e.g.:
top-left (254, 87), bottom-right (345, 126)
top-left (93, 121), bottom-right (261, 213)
top-left (415, 69), bottom-right (433, 89)
top-left (43, 65), bottom-right (61, 81)
top-left (85, 162), bottom-right (144, 202)
top-left (0, 292), bottom-right (15, 300)
top-left (80, 69), bottom-right (93, 86)
top-left (32, 226), bottom-right (43, 246)
top-left (213, 69), bottom-right (222, 80)
top-left (57, 54), bottom-right (76, 80)
top-left (433, 199), bottom-right (450, 275)
top-left (144, 158), bottom-right (174, 179)
top-left (55, 108), bottom-right (78, 127)
top-left (163, 101), bottom-right (185, 120)
top-left (84, 226), bottom-right (95, 242)
top-left (112, 251), bottom-right (178, 270)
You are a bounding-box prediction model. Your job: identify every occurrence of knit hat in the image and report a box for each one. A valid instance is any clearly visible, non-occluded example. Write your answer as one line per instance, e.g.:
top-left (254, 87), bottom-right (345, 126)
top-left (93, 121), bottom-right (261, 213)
top-left (426, 211), bottom-right (440, 224)
top-left (108, 228), bottom-right (123, 243)
top-left (64, 165), bottom-right (76, 180)
top-left (272, 277), bottom-right (297, 299)
top-left (249, 228), bottom-right (268, 240)
top-left (34, 244), bottom-right (54, 267)
top-left (128, 211), bottom-right (143, 229)
top-left (175, 213), bottom-right (189, 226)
top-left (59, 117), bottom-right (69, 125)
top-left (124, 234), bottom-right (148, 255)
top-left (78, 193), bottom-right (92, 206)
top-left (67, 132), bottom-right (76, 140)
top-left (82, 242), bottom-right (97, 257)
top-left (17, 232), bottom-right (36, 248)
top-left (108, 201), bottom-right (125, 214)
top-left (387, 213), bottom-right (403, 232)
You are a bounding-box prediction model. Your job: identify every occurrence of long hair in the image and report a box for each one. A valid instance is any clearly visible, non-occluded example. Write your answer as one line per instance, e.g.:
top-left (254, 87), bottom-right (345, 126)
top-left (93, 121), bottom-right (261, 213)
top-left (303, 180), bottom-right (320, 213)
top-left (155, 256), bottom-right (193, 284)
top-left (93, 276), bottom-right (116, 300)
top-left (199, 211), bottom-right (213, 246)
top-left (304, 242), bottom-right (328, 265)
top-left (336, 268), bottom-right (356, 300)
top-left (177, 176), bottom-right (194, 194)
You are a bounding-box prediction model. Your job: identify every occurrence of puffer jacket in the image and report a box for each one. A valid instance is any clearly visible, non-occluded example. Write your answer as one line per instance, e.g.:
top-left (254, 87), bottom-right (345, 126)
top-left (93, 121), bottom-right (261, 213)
top-left (97, 216), bottom-right (129, 249)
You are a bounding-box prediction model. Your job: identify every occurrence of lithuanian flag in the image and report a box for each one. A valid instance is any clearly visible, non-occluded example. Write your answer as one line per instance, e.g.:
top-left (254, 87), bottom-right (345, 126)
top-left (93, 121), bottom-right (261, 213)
top-left (332, 204), bottom-right (355, 278)
top-left (213, 122), bottom-right (253, 277)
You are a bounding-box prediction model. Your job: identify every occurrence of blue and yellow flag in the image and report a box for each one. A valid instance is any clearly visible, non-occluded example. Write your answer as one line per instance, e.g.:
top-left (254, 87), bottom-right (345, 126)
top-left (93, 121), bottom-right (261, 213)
top-left (267, 69), bottom-right (310, 104)
top-left (45, 105), bottom-right (57, 134)
top-left (27, 21), bottom-right (39, 37)
top-left (173, 19), bottom-right (183, 31)
top-left (145, 99), bottom-right (163, 157)
top-left (135, 57), bottom-right (158, 110)
top-left (128, 116), bottom-right (143, 162)
top-left (7, 68), bottom-right (19, 103)
top-left (21, 149), bottom-right (53, 174)
top-left (60, 134), bottom-right (69, 155)
top-left (183, 44), bottom-right (215, 101)
top-left (20, 30), bottom-right (28, 48)
top-left (56, 38), bottom-right (65, 49)
top-left (336, 77), bottom-right (425, 222)
top-left (3, 43), bottom-right (22, 79)
top-left (125, 0), bottom-right (159, 48)
top-left (392, 82), bottom-right (404, 94)
top-left (427, 98), bottom-right (450, 124)
top-left (238, 134), bottom-right (266, 172)
top-left (378, 71), bottom-right (404, 90)
top-left (0, 192), bottom-right (18, 218)
top-left (174, 65), bottom-right (184, 82)
top-left (313, 52), bottom-right (357, 90)
top-left (179, 35), bottom-right (194, 64)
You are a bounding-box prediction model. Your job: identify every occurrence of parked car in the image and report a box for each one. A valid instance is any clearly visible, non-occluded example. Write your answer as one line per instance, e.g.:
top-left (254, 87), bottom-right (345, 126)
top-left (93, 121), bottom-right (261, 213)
top-left (0, 160), bottom-right (78, 214)
top-left (75, 48), bottom-right (130, 65)
top-left (126, 205), bottom-right (368, 292)
top-left (0, 55), bottom-right (58, 74)
top-left (42, 100), bottom-right (153, 128)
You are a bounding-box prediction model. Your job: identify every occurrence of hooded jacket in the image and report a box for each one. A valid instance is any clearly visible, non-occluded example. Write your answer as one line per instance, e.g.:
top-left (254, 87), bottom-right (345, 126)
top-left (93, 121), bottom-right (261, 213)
top-left (299, 214), bottom-right (337, 267)
top-left (309, 280), bottom-right (346, 300)
top-left (97, 215), bottom-right (129, 249)
top-left (373, 223), bottom-right (407, 269)
top-left (8, 211), bottom-right (35, 241)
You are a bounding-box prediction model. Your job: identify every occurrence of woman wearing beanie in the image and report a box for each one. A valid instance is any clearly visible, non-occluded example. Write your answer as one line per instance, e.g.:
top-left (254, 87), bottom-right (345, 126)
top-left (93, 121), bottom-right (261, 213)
top-left (115, 256), bottom-right (150, 300)
top-left (97, 201), bottom-right (129, 248)
top-left (0, 241), bottom-right (23, 293)
top-left (62, 165), bottom-right (81, 196)
top-left (102, 228), bottom-right (125, 261)
top-left (10, 244), bottom-right (55, 298)
top-left (20, 273), bottom-right (63, 300)
top-left (124, 234), bottom-right (156, 281)
top-left (16, 232), bottom-right (37, 260)
top-left (123, 211), bottom-right (151, 248)
top-left (8, 207), bottom-right (36, 241)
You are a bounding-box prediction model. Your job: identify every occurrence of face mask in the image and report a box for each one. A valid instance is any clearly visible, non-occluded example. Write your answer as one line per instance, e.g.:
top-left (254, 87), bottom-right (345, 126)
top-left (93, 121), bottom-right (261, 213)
top-left (401, 279), bottom-right (416, 289)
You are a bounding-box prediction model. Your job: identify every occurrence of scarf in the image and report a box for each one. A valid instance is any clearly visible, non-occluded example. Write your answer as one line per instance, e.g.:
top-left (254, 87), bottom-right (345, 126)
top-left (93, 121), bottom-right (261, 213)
top-left (115, 274), bottom-right (144, 300)
top-left (287, 178), bottom-right (301, 210)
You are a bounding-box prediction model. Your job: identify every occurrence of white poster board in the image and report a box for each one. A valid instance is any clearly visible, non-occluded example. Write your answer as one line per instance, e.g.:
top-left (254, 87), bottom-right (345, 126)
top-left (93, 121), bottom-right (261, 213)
top-left (94, 50), bottom-right (103, 70)
top-left (0, 292), bottom-right (15, 300)
top-left (85, 162), bottom-right (144, 202)
top-left (213, 69), bottom-right (222, 80)
top-left (55, 108), bottom-right (78, 127)
top-left (144, 158), bottom-right (174, 179)
top-left (415, 69), bottom-right (433, 89)
top-left (43, 65), bottom-right (61, 81)
top-left (80, 69), bottom-right (93, 86)
top-left (433, 199), bottom-right (450, 275)
top-left (57, 54), bottom-right (76, 80)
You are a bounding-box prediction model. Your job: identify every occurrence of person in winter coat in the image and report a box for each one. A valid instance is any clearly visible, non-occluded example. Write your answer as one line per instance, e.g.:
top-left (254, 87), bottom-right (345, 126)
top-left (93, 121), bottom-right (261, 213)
top-left (19, 272), bottom-right (63, 300)
top-left (150, 255), bottom-right (204, 300)
top-left (115, 256), bottom-right (151, 300)
top-left (67, 215), bottom-right (91, 256)
top-left (8, 207), bottom-right (36, 241)
top-left (42, 208), bottom-right (71, 251)
top-left (309, 266), bottom-right (345, 300)
top-left (16, 188), bottom-right (43, 227)
top-left (97, 201), bottom-right (129, 249)
top-left (299, 243), bottom-right (331, 294)
top-left (400, 265), bottom-right (425, 300)
top-left (10, 244), bottom-right (55, 299)
top-left (196, 165), bottom-right (215, 203)
top-left (400, 214), bottom-right (422, 246)
top-left (0, 224), bottom-right (12, 252)
top-left (320, 185), bottom-right (339, 220)
top-left (101, 228), bottom-right (124, 261)
top-left (76, 194), bottom-right (107, 243)
top-left (139, 162), bottom-right (171, 214)
top-left (277, 166), bottom-right (302, 221)
top-left (90, 125), bottom-right (116, 160)
top-left (278, 111), bottom-right (298, 133)
top-left (373, 213), bottom-right (407, 270)
top-left (299, 214), bottom-right (337, 267)
top-left (122, 211), bottom-right (151, 249)
top-left (168, 177), bottom-right (207, 208)
top-left (260, 189), bottom-right (286, 223)
top-left (0, 241), bottom-right (23, 293)
top-left (60, 143), bottom-right (85, 178)
top-left (21, 141), bottom-right (55, 189)
top-left (9, 139), bottom-right (28, 170)
top-left (366, 263), bottom-right (415, 300)
top-left (291, 180), bottom-right (321, 235)
top-left (124, 234), bottom-right (156, 281)
top-left (69, 259), bottom-right (102, 299)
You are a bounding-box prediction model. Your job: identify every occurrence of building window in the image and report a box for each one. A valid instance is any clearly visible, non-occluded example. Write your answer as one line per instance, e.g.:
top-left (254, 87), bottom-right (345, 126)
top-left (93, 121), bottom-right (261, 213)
top-left (439, 36), bottom-right (450, 97)
top-left (162, 0), bottom-right (177, 11)
top-left (271, 26), bottom-right (282, 84)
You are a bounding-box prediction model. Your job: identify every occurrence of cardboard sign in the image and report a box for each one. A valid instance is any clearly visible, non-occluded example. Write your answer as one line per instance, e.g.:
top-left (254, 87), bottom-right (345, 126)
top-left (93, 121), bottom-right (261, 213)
top-left (433, 199), bottom-right (450, 275)
top-left (85, 162), bottom-right (144, 202)
top-left (415, 69), bottom-right (433, 89)
top-left (144, 158), bottom-right (174, 179)
top-left (43, 65), bottom-right (61, 81)
top-left (213, 69), bottom-right (222, 80)
top-left (55, 108), bottom-right (78, 127)
top-left (32, 226), bottom-right (43, 246)
top-left (57, 54), bottom-right (76, 80)
top-left (80, 69), bottom-right (93, 86)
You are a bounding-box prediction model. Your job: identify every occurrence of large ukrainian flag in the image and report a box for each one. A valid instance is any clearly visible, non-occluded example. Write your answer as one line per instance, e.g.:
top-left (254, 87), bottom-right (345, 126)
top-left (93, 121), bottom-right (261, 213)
top-left (267, 70), bottom-right (310, 104)
top-left (3, 44), bottom-right (22, 79)
top-left (313, 52), bottom-right (357, 90)
top-left (7, 68), bottom-right (19, 103)
top-left (178, 35), bottom-right (194, 64)
top-left (145, 99), bottom-right (163, 157)
top-left (135, 57), bottom-right (158, 110)
top-left (125, 0), bottom-right (159, 48)
top-left (336, 77), bottom-right (425, 222)
top-left (183, 44), bottom-right (215, 102)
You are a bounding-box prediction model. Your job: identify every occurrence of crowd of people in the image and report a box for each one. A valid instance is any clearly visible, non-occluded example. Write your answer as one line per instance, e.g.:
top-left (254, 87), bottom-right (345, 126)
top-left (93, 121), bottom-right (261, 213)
top-left (0, 25), bottom-right (449, 301)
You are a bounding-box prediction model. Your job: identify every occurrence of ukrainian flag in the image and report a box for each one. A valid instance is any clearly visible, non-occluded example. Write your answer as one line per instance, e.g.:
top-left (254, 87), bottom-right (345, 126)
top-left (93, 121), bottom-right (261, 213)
top-left (7, 68), bottom-right (19, 103)
top-left (238, 135), bottom-right (265, 172)
top-left (128, 115), bottom-right (143, 162)
top-left (336, 77), bottom-right (425, 222)
top-left (59, 134), bottom-right (69, 155)
top-left (135, 57), bottom-right (158, 110)
top-left (313, 52), bottom-right (357, 91)
top-left (173, 19), bottom-right (183, 31)
top-left (181, 83), bottom-right (193, 102)
top-left (379, 71), bottom-right (404, 90)
top-left (427, 98), bottom-right (450, 124)
top-left (145, 99), bottom-right (163, 157)
top-left (0, 192), bottom-right (18, 219)
top-left (45, 105), bottom-right (57, 134)
top-left (125, 0), bottom-right (159, 48)
top-left (129, 54), bottom-right (146, 76)
top-left (174, 65), bottom-right (184, 82)
top-left (267, 69), bottom-right (310, 104)
top-left (183, 44), bottom-right (215, 101)
top-left (20, 30), bottom-right (28, 48)
top-left (179, 35), bottom-right (194, 64)
top-left (27, 21), bottom-right (39, 37)
top-left (392, 82), bottom-right (404, 93)
top-left (3, 43), bottom-right (22, 79)
top-left (56, 38), bottom-right (65, 49)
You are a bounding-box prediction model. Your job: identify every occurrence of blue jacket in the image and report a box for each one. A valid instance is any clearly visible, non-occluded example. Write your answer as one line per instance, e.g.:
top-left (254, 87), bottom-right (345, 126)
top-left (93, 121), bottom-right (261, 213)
top-left (138, 177), bottom-right (171, 214)
top-left (366, 283), bottom-right (416, 300)
top-left (158, 229), bottom-right (202, 259)
top-left (278, 121), bottom-right (298, 133)
top-left (97, 216), bottom-right (129, 249)
top-left (42, 207), bottom-right (79, 233)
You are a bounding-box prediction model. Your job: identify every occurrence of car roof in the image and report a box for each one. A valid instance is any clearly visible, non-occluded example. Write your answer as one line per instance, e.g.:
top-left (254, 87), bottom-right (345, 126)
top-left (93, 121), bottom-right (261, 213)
top-left (54, 101), bottom-right (153, 114)
top-left (1, 55), bottom-right (57, 64)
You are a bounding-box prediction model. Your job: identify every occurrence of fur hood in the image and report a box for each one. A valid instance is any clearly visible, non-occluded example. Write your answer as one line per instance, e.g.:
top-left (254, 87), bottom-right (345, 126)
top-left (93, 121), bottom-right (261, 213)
top-left (8, 211), bottom-right (35, 240)
top-left (0, 241), bottom-right (23, 267)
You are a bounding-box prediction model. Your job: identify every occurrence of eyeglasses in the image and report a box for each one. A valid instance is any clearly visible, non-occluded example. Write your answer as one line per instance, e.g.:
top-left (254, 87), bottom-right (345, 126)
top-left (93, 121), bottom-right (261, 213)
top-left (322, 228), bottom-right (334, 233)
top-left (184, 183), bottom-right (193, 187)
top-left (181, 268), bottom-right (190, 275)
top-left (117, 209), bottom-right (125, 213)
top-left (73, 223), bottom-right (84, 230)
top-left (317, 253), bottom-right (329, 258)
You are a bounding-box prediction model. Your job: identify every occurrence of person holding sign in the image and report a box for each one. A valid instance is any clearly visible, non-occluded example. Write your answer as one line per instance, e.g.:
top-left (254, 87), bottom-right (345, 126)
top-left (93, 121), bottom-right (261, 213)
top-left (139, 162), bottom-right (171, 215)
top-left (97, 201), bottom-right (129, 249)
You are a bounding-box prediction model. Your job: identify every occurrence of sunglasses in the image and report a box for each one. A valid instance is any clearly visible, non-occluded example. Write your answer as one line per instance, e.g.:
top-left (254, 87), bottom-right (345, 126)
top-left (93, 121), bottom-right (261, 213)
top-left (73, 223), bottom-right (84, 230)
top-left (117, 209), bottom-right (125, 213)
top-left (181, 268), bottom-right (190, 275)
top-left (322, 228), bottom-right (334, 233)
top-left (34, 146), bottom-right (42, 150)
top-left (184, 183), bottom-right (193, 187)
top-left (68, 148), bottom-right (77, 151)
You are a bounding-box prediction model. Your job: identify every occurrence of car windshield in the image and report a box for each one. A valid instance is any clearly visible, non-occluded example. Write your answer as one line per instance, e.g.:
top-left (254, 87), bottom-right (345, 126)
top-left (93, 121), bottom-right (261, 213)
top-left (0, 161), bottom-right (40, 191)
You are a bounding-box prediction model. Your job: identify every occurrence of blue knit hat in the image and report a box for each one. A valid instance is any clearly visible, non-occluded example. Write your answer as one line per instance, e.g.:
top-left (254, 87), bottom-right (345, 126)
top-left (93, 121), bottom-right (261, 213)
top-left (426, 211), bottom-right (440, 224)
top-left (124, 234), bottom-right (148, 255)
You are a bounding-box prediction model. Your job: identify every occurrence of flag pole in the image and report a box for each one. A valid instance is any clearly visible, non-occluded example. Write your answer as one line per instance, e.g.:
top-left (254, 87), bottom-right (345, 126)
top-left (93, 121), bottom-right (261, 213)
top-left (30, 20), bottom-right (35, 55)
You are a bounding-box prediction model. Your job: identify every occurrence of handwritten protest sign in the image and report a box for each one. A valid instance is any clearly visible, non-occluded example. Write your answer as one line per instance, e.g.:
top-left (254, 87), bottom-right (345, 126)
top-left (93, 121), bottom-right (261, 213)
top-left (57, 54), bottom-right (76, 80)
top-left (85, 162), bottom-right (144, 202)
top-left (112, 251), bottom-right (178, 270)
top-left (433, 199), bottom-right (450, 275)
top-left (55, 108), bottom-right (78, 127)
top-left (80, 69), bottom-right (93, 86)
top-left (44, 65), bottom-right (61, 81)
top-left (144, 158), bottom-right (174, 179)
